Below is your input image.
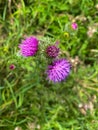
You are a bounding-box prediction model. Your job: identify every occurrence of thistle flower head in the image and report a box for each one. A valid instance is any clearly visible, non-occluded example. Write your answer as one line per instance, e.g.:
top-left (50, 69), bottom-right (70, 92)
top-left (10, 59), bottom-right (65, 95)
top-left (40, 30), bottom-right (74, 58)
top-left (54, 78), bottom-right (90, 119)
top-left (46, 45), bottom-right (59, 58)
top-left (46, 59), bottom-right (71, 82)
top-left (19, 36), bottom-right (38, 57)
top-left (71, 22), bottom-right (78, 30)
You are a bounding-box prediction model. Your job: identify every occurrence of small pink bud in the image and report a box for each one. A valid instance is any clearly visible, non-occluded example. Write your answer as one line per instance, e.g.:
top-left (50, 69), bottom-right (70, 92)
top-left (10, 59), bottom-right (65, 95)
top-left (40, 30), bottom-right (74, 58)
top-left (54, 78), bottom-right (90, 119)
top-left (71, 23), bottom-right (78, 30)
top-left (9, 64), bottom-right (15, 70)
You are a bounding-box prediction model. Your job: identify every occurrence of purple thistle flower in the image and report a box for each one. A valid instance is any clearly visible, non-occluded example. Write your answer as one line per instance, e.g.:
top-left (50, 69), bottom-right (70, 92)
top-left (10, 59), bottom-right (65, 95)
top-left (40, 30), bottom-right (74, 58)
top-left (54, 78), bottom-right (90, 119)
top-left (71, 22), bottom-right (78, 30)
top-left (19, 36), bottom-right (38, 57)
top-left (46, 45), bottom-right (59, 58)
top-left (46, 59), bottom-right (71, 82)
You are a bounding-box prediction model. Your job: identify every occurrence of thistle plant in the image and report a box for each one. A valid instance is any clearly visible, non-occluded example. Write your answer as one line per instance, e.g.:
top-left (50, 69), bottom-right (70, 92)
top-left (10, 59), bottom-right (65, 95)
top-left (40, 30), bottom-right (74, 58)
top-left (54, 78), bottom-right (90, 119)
top-left (19, 36), bottom-right (71, 83)
top-left (46, 45), bottom-right (59, 58)
top-left (19, 36), bottom-right (38, 57)
top-left (71, 22), bottom-right (78, 30)
top-left (46, 59), bottom-right (71, 82)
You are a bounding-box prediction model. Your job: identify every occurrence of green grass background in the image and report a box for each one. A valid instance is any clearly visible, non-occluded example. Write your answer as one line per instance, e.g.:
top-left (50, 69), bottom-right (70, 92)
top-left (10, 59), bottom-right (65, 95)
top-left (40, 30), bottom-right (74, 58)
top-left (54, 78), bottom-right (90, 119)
top-left (0, 0), bottom-right (98, 130)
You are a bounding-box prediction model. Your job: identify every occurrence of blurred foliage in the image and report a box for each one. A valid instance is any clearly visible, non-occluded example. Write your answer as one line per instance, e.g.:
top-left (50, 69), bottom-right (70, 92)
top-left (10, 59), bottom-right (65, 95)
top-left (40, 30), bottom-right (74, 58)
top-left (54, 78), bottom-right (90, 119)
top-left (0, 0), bottom-right (98, 130)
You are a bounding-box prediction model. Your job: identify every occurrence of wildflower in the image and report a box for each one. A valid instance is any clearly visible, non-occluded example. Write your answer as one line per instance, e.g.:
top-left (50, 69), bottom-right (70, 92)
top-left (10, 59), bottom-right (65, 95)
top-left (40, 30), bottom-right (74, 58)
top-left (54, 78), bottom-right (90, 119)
top-left (46, 59), bottom-right (71, 82)
top-left (19, 36), bottom-right (38, 57)
top-left (71, 22), bottom-right (78, 30)
top-left (87, 26), bottom-right (97, 38)
top-left (46, 45), bottom-right (59, 58)
top-left (75, 15), bottom-right (87, 22)
top-left (9, 64), bottom-right (16, 70)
